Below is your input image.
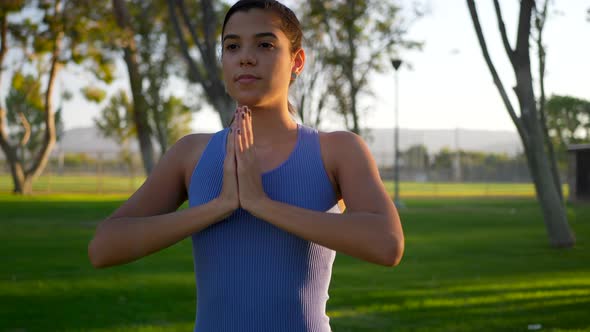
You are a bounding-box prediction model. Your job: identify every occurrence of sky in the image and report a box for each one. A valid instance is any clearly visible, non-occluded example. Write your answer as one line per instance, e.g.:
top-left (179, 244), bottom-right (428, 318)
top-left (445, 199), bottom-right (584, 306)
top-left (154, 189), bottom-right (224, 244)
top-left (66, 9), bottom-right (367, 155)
top-left (10, 0), bottom-right (590, 134)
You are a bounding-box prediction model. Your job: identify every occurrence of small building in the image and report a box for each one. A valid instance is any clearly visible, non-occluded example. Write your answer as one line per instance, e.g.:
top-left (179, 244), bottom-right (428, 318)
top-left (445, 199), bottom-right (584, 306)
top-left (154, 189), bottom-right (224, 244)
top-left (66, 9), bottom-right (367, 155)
top-left (568, 144), bottom-right (590, 202)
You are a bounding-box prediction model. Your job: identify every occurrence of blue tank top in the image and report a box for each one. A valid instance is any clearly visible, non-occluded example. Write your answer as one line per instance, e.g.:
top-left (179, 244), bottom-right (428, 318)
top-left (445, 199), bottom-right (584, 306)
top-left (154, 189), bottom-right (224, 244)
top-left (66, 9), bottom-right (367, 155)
top-left (188, 124), bottom-right (340, 332)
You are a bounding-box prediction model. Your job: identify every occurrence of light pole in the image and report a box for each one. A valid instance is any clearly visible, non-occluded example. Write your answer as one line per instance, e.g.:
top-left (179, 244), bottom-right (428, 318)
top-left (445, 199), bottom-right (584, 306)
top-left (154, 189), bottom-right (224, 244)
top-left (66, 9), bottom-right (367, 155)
top-left (391, 59), bottom-right (403, 208)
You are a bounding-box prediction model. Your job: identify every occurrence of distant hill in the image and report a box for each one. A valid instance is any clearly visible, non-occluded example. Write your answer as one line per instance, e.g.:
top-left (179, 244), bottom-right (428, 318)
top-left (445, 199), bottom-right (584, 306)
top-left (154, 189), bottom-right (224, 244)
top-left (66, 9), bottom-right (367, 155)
top-left (1, 126), bottom-right (523, 163)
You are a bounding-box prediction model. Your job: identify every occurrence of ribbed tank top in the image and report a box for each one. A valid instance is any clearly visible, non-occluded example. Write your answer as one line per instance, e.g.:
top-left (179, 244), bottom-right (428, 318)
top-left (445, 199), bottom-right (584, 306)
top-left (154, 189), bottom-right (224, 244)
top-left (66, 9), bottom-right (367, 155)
top-left (188, 124), bottom-right (340, 332)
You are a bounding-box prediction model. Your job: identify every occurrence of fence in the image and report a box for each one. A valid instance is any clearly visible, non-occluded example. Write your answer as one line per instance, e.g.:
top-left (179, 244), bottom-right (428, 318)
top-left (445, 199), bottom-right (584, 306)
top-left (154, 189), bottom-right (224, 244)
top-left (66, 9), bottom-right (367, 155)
top-left (0, 151), bottom-right (567, 198)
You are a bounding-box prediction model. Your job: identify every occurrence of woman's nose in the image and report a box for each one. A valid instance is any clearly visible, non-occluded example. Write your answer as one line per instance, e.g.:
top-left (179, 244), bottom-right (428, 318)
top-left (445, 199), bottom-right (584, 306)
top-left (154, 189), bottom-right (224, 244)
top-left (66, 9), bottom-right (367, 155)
top-left (240, 50), bottom-right (257, 66)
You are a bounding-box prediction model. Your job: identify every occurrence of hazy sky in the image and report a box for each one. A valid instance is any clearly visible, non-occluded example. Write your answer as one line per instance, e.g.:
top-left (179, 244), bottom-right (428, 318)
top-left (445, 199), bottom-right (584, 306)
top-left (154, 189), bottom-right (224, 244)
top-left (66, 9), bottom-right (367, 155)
top-left (32, 1), bottom-right (590, 133)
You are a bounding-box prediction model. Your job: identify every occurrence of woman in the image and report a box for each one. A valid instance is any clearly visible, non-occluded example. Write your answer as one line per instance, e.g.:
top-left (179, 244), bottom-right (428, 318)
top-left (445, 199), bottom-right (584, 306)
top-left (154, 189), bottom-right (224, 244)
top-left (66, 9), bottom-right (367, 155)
top-left (88, 0), bottom-right (404, 331)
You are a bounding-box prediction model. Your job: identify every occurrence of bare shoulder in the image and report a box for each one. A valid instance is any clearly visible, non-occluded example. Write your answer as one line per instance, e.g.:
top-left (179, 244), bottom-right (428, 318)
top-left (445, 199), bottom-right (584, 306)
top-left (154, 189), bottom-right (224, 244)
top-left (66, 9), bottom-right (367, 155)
top-left (318, 130), bottom-right (370, 167)
top-left (175, 132), bottom-right (216, 191)
top-left (318, 130), bottom-right (371, 198)
top-left (319, 130), bottom-right (389, 214)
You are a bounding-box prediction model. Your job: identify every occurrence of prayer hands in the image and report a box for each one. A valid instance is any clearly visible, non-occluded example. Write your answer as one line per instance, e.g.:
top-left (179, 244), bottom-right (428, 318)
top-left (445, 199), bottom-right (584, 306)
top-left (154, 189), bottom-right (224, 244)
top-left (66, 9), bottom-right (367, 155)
top-left (220, 106), bottom-right (268, 215)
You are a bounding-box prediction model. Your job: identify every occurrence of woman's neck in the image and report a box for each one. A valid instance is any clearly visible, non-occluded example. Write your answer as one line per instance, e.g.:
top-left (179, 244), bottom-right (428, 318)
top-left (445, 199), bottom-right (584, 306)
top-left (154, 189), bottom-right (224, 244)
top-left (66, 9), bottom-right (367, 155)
top-left (243, 103), bottom-right (298, 146)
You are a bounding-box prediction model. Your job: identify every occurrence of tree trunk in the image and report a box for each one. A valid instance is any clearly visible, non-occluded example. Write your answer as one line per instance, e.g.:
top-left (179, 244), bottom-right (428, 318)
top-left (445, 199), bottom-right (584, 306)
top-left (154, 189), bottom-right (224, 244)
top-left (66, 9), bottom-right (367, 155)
top-left (167, 0), bottom-right (235, 128)
top-left (350, 90), bottom-right (360, 134)
top-left (534, 1), bottom-right (563, 202)
top-left (5, 150), bottom-right (28, 194)
top-left (523, 124), bottom-right (575, 247)
top-left (512, 3), bottom-right (574, 247)
top-left (466, 0), bottom-right (575, 247)
top-left (26, 23), bottom-right (61, 185)
top-left (0, 2), bottom-right (62, 195)
top-left (113, 0), bottom-right (155, 174)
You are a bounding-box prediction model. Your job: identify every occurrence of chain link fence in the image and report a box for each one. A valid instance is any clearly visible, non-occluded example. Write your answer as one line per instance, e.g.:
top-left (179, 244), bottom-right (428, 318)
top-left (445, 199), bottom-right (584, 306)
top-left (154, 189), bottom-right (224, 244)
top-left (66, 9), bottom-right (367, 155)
top-left (1, 150), bottom-right (568, 198)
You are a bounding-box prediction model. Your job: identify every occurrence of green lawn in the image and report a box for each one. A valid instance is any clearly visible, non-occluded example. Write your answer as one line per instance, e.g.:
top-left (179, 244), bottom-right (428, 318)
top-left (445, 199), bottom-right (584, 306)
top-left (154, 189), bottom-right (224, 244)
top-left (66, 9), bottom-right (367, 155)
top-left (1, 194), bottom-right (589, 331)
top-left (0, 174), bottom-right (569, 198)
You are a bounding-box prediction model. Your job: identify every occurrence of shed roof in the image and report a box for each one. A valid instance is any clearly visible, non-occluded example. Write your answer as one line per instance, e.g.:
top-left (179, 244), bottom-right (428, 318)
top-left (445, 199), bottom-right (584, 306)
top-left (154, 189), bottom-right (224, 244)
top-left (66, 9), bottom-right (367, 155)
top-left (567, 144), bottom-right (590, 151)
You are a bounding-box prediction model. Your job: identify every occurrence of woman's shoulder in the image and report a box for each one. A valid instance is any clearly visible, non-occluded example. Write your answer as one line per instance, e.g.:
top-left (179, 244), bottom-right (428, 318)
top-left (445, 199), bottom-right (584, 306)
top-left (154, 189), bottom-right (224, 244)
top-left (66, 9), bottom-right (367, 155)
top-left (318, 130), bottom-right (367, 156)
top-left (315, 130), bottom-right (371, 200)
top-left (171, 132), bottom-right (218, 190)
top-left (317, 129), bottom-right (370, 171)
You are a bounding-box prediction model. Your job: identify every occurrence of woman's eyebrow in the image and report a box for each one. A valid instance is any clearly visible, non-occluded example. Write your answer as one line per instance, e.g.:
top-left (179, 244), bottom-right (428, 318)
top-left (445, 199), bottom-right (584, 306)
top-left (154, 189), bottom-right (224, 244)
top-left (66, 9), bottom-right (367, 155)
top-left (254, 32), bottom-right (278, 40)
top-left (223, 32), bottom-right (278, 42)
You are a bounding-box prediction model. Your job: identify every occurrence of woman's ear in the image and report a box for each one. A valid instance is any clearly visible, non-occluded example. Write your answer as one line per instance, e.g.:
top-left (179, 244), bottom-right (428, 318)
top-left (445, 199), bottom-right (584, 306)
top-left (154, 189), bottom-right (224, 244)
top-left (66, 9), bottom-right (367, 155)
top-left (291, 48), bottom-right (306, 76)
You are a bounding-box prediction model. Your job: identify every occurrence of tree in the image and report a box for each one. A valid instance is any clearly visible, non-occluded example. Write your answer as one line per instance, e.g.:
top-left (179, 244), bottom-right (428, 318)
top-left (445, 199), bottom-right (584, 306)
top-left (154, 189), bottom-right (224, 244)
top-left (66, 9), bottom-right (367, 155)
top-left (5, 72), bottom-right (66, 162)
top-left (135, 1), bottom-right (196, 155)
top-left (401, 144), bottom-right (429, 171)
top-left (466, 0), bottom-right (575, 247)
top-left (112, 0), bottom-right (156, 173)
top-left (302, 0), bottom-right (420, 134)
top-left (290, 16), bottom-right (329, 128)
top-left (1, 0), bottom-right (117, 194)
top-left (94, 90), bottom-right (135, 172)
top-left (94, 89), bottom-right (192, 172)
top-left (160, 96), bottom-right (193, 148)
top-left (545, 95), bottom-right (590, 149)
top-left (0, 0), bottom-right (65, 194)
top-left (84, 1), bottom-right (194, 167)
top-left (533, 0), bottom-right (562, 201)
top-left (167, 0), bottom-right (235, 127)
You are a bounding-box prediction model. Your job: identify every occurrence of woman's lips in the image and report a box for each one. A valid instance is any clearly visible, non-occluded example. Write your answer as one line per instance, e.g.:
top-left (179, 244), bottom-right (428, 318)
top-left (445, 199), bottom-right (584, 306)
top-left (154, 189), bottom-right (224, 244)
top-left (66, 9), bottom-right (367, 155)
top-left (236, 75), bottom-right (260, 84)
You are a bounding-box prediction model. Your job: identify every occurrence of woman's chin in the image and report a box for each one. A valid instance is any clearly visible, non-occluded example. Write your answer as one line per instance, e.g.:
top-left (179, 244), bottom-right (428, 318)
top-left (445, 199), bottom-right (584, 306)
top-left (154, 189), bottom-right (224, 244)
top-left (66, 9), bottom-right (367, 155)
top-left (233, 95), bottom-right (263, 107)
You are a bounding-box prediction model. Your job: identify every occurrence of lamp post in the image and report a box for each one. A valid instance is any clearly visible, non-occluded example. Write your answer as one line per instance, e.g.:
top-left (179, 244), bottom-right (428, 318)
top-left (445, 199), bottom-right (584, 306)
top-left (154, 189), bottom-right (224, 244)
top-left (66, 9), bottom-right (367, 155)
top-left (391, 59), bottom-right (403, 208)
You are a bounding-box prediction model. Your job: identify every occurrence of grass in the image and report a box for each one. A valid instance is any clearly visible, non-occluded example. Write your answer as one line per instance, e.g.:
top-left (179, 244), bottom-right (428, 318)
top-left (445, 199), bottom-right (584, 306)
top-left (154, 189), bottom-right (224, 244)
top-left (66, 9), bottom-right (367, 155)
top-left (0, 174), bottom-right (143, 194)
top-left (0, 174), bottom-right (569, 198)
top-left (0, 193), bottom-right (589, 331)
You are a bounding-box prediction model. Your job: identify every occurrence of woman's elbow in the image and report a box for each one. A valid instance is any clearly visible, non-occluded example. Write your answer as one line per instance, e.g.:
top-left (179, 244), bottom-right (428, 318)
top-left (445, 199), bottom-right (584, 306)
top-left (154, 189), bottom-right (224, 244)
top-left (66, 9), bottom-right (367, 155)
top-left (380, 233), bottom-right (404, 267)
top-left (88, 223), bottom-right (112, 269)
top-left (88, 237), bottom-right (107, 269)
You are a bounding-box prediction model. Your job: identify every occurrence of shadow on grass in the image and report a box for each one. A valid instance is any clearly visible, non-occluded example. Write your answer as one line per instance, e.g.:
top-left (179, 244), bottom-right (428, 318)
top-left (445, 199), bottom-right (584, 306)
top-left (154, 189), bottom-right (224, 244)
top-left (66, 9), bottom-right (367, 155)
top-left (1, 195), bottom-right (589, 331)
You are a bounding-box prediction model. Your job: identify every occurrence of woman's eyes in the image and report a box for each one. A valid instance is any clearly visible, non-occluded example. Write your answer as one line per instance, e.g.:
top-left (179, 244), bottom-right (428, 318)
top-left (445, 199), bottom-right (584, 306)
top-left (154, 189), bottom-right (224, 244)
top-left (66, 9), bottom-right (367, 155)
top-left (224, 42), bottom-right (275, 51)
top-left (259, 42), bottom-right (274, 49)
top-left (225, 44), bottom-right (239, 51)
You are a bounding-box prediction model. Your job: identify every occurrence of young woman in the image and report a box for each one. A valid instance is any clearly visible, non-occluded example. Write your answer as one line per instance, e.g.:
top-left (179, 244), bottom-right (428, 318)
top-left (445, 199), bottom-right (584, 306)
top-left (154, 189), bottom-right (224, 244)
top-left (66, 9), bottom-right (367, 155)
top-left (88, 0), bottom-right (404, 331)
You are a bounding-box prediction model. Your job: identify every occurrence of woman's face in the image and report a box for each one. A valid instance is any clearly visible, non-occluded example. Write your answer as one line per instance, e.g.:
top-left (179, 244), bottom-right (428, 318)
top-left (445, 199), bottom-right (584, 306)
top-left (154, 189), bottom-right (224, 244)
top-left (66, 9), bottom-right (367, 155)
top-left (221, 9), bottom-right (302, 108)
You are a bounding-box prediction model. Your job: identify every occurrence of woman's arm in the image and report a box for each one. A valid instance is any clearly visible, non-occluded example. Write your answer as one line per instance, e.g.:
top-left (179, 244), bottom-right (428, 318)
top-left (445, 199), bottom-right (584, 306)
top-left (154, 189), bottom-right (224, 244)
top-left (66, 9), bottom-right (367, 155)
top-left (88, 133), bottom-right (236, 268)
top-left (247, 131), bottom-right (404, 267)
top-left (89, 198), bottom-right (232, 268)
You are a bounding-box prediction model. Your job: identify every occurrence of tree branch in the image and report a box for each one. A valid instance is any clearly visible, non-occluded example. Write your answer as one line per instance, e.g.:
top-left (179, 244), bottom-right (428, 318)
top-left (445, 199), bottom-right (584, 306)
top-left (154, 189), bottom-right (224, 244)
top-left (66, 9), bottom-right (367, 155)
top-left (534, 0), bottom-right (562, 201)
top-left (198, 0), bottom-right (218, 67)
top-left (0, 15), bottom-right (12, 146)
top-left (466, 0), bottom-right (526, 142)
top-left (493, 0), bottom-right (515, 68)
top-left (17, 112), bottom-right (30, 146)
top-left (176, 0), bottom-right (208, 65)
top-left (535, 2), bottom-right (547, 116)
top-left (167, 0), bottom-right (207, 86)
top-left (27, 0), bottom-right (62, 177)
top-left (514, 0), bottom-right (534, 63)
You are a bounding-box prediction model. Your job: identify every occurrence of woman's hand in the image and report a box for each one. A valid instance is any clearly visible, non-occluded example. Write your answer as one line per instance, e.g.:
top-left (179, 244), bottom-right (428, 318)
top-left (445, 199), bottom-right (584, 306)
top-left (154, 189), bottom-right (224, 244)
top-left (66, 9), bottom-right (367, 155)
top-left (235, 106), bottom-right (269, 214)
top-left (217, 109), bottom-right (240, 215)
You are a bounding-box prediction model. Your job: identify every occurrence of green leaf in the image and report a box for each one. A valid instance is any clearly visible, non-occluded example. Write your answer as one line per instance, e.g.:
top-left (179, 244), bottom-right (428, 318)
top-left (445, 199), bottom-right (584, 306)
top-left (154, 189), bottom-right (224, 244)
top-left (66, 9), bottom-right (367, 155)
top-left (81, 86), bottom-right (107, 103)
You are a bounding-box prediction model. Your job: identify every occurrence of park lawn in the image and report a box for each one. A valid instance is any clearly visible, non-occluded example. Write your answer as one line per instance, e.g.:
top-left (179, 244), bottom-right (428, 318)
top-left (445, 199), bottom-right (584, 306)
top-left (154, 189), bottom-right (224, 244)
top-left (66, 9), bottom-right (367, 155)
top-left (0, 194), bottom-right (589, 331)
top-left (0, 174), bottom-right (569, 197)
